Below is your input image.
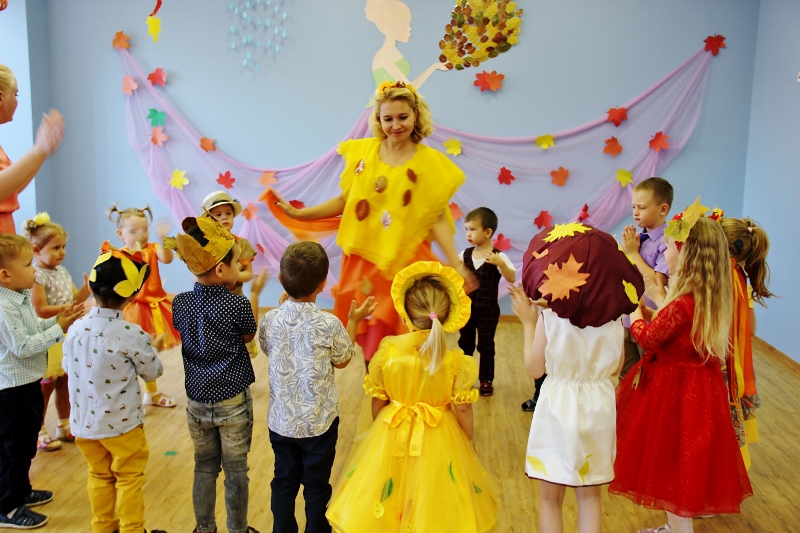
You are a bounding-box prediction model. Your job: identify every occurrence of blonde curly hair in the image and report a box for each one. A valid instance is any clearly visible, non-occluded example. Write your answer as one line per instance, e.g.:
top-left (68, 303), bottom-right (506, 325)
top-left (369, 85), bottom-right (433, 143)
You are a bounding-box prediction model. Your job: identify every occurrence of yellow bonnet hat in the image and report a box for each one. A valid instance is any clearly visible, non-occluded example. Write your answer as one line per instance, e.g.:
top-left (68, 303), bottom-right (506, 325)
top-left (390, 261), bottom-right (471, 333)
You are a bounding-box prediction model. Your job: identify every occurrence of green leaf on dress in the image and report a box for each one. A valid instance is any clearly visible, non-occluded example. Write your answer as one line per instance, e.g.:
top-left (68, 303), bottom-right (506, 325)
top-left (473, 482), bottom-right (483, 494)
top-left (380, 478), bottom-right (394, 501)
top-left (346, 465), bottom-right (357, 478)
top-left (449, 462), bottom-right (456, 483)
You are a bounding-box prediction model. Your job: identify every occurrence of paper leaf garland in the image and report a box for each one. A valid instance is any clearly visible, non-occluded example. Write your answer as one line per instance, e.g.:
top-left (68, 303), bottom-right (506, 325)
top-left (217, 171), bottom-right (235, 189)
top-left (539, 254), bottom-right (590, 301)
top-left (623, 279), bottom-right (640, 305)
top-left (147, 68), bottom-right (166, 87)
top-left (170, 169), bottom-right (188, 190)
top-left (550, 166), bottom-right (569, 187)
top-left (603, 136), bottom-right (622, 157)
top-left (616, 168), bottom-right (633, 188)
top-left (493, 233), bottom-right (511, 251)
top-left (474, 70), bottom-right (504, 92)
top-left (443, 138), bottom-right (462, 156)
top-left (704, 34), bottom-right (726, 56)
top-left (243, 202), bottom-right (259, 221)
top-left (150, 127), bottom-right (168, 146)
top-left (498, 167), bottom-right (515, 185)
top-left (200, 137), bottom-right (216, 153)
top-left (578, 204), bottom-right (590, 222)
top-left (534, 210), bottom-right (553, 229)
top-left (449, 202), bottom-right (463, 220)
top-left (649, 131), bottom-right (670, 152)
top-left (122, 76), bottom-right (138, 95)
top-left (534, 134), bottom-right (555, 150)
top-left (543, 223), bottom-right (591, 242)
top-left (112, 31), bottom-right (131, 50)
top-left (607, 107), bottom-right (628, 127)
top-left (147, 109), bottom-right (166, 127)
top-left (146, 15), bottom-right (161, 43)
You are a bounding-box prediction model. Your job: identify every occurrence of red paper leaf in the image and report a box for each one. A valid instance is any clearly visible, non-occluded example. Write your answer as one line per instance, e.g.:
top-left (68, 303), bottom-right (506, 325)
top-left (200, 137), bottom-right (216, 153)
top-left (474, 70), bottom-right (505, 92)
top-left (289, 200), bottom-right (305, 209)
top-left (112, 31), bottom-right (131, 50)
top-left (217, 171), bottom-right (235, 189)
top-left (550, 166), bottom-right (570, 187)
top-left (704, 34), bottom-right (726, 56)
top-left (534, 210), bottom-right (553, 229)
top-left (498, 167), bottom-right (515, 185)
top-left (603, 136), bottom-right (623, 157)
top-left (243, 202), bottom-right (259, 221)
top-left (578, 204), bottom-right (590, 222)
top-left (607, 107), bottom-right (628, 127)
top-left (256, 243), bottom-right (265, 255)
top-left (649, 131), bottom-right (670, 153)
top-left (492, 233), bottom-right (511, 251)
top-left (449, 202), bottom-right (463, 220)
top-left (147, 67), bottom-right (166, 87)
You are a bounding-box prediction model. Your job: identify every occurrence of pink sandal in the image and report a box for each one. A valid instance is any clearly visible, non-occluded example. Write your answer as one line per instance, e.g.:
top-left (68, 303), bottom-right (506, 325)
top-left (37, 434), bottom-right (62, 452)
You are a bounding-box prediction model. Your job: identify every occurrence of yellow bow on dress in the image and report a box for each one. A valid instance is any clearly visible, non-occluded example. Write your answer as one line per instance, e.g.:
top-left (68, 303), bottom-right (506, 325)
top-left (383, 400), bottom-right (447, 457)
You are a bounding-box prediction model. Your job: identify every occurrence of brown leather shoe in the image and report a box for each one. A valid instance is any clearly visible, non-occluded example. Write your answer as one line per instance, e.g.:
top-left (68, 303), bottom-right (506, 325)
top-left (479, 381), bottom-right (494, 396)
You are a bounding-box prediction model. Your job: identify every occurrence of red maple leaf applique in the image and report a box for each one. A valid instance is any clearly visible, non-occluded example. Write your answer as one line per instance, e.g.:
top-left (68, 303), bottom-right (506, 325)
top-left (289, 200), bottom-right (305, 210)
top-left (534, 210), bottom-right (553, 229)
top-left (449, 202), bottom-right (463, 220)
top-left (550, 166), bottom-right (569, 187)
top-left (704, 34), bottom-right (726, 56)
top-left (474, 70), bottom-right (505, 92)
top-left (578, 204), bottom-right (590, 222)
top-left (498, 167), bottom-right (515, 185)
top-left (603, 136), bottom-right (623, 157)
top-left (649, 131), bottom-right (670, 153)
top-left (607, 107), bottom-right (628, 127)
top-left (217, 171), bottom-right (235, 189)
top-left (492, 233), bottom-right (511, 251)
top-left (200, 137), bottom-right (216, 153)
top-left (147, 68), bottom-right (166, 87)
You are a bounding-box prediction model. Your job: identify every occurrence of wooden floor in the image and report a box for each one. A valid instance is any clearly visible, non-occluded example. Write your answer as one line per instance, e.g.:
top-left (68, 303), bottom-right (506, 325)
top-left (33, 322), bottom-right (800, 532)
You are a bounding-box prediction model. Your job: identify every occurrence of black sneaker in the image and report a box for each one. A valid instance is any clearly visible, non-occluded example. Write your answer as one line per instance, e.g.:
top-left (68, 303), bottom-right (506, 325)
top-left (0, 505), bottom-right (48, 529)
top-left (21, 491), bottom-right (52, 508)
top-left (521, 398), bottom-right (537, 412)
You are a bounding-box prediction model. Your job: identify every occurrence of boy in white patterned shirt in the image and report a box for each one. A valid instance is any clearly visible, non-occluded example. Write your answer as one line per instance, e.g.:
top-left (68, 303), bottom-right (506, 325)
top-left (259, 241), bottom-right (375, 533)
top-left (0, 234), bottom-right (83, 529)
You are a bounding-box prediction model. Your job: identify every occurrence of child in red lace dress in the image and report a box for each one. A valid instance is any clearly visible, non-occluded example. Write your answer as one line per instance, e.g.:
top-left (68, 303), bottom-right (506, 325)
top-left (611, 205), bottom-right (753, 533)
top-left (108, 204), bottom-right (180, 407)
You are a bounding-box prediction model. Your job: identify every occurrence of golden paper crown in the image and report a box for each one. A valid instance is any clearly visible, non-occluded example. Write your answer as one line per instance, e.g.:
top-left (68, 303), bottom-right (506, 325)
top-left (164, 216), bottom-right (236, 275)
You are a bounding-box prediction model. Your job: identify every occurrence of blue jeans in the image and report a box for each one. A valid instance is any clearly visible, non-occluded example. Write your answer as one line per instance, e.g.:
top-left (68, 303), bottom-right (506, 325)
top-left (187, 388), bottom-right (254, 533)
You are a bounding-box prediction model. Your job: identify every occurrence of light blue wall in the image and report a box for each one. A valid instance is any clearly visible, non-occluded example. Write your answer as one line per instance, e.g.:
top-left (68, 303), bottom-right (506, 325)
top-left (6, 1), bottom-right (769, 322)
top-left (743, 0), bottom-right (798, 360)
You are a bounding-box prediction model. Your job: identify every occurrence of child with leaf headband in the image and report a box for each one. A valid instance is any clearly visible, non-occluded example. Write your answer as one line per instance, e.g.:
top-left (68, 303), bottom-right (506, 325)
top-left (62, 249), bottom-right (168, 533)
top-left (610, 200), bottom-right (753, 533)
top-left (326, 261), bottom-right (499, 533)
top-left (510, 222), bottom-right (644, 533)
top-left (167, 216), bottom-right (261, 533)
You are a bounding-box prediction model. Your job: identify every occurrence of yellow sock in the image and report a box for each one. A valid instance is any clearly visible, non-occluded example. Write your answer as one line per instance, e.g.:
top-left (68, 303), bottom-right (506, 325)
top-left (58, 418), bottom-right (69, 429)
top-left (39, 425), bottom-right (47, 436)
top-left (145, 381), bottom-right (158, 394)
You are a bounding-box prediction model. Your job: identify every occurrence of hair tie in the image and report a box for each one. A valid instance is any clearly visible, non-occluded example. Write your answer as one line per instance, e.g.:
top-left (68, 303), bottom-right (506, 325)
top-left (30, 212), bottom-right (50, 228)
top-left (747, 226), bottom-right (754, 234)
top-left (429, 312), bottom-right (437, 321)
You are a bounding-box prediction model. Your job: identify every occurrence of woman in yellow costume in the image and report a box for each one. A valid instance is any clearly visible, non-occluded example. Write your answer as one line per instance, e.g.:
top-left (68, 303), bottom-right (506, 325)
top-left (271, 81), bottom-right (473, 363)
top-left (326, 261), bottom-right (498, 532)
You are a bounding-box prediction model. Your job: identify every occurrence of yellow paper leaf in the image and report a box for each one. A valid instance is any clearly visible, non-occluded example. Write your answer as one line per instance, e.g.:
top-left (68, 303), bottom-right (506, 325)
top-left (146, 15), bottom-right (161, 43)
top-left (539, 254), bottom-right (590, 301)
top-left (616, 168), bottom-right (633, 188)
top-left (543, 223), bottom-right (591, 242)
top-left (443, 138), bottom-right (462, 156)
top-left (170, 169), bottom-right (189, 190)
top-left (534, 134), bottom-right (555, 150)
top-left (622, 279), bottom-right (639, 305)
top-left (372, 500), bottom-right (385, 518)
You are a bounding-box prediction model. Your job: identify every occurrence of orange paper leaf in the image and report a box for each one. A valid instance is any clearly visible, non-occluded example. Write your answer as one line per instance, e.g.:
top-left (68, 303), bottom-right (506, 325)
top-left (150, 127), bottom-right (168, 146)
top-left (603, 136), bottom-right (623, 157)
top-left (243, 202), bottom-right (259, 221)
top-left (449, 202), bottom-right (463, 220)
top-left (534, 210), bottom-right (553, 229)
top-left (550, 166), bottom-right (569, 187)
top-left (259, 172), bottom-right (277, 187)
top-left (649, 131), bottom-right (670, 153)
top-left (607, 107), bottom-right (628, 127)
top-left (532, 249), bottom-right (549, 259)
top-left (199, 137), bottom-right (216, 153)
top-left (122, 76), bottom-right (138, 96)
top-left (112, 31), bottom-right (131, 50)
top-left (498, 167), bottom-right (515, 185)
top-left (539, 254), bottom-right (590, 301)
top-left (474, 70), bottom-right (505, 92)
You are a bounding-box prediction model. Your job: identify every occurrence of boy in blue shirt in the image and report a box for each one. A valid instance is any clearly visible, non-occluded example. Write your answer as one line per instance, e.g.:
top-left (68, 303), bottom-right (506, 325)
top-left (169, 217), bottom-right (259, 533)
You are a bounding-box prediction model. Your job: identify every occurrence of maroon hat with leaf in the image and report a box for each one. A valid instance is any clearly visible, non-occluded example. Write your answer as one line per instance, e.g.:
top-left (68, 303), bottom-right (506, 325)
top-left (522, 223), bottom-right (645, 328)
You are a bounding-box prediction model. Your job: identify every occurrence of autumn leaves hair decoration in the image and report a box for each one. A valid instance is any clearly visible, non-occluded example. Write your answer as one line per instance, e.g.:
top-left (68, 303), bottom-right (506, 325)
top-left (378, 80), bottom-right (416, 97)
top-left (665, 197), bottom-right (723, 251)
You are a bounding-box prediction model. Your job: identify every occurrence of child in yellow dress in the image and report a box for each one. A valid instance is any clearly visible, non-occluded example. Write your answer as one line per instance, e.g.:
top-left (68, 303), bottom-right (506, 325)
top-left (107, 204), bottom-right (179, 408)
top-left (326, 261), bottom-right (498, 533)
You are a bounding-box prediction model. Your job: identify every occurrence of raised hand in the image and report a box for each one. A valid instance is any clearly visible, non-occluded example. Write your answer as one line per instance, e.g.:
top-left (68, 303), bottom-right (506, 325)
top-left (34, 109), bottom-right (65, 156)
top-left (56, 300), bottom-right (86, 333)
top-left (250, 269), bottom-right (270, 296)
top-left (509, 285), bottom-right (541, 327)
top-left (349, 296), bottom-right (377, 324)
top-left (272, 190), bottom-right (303, 219)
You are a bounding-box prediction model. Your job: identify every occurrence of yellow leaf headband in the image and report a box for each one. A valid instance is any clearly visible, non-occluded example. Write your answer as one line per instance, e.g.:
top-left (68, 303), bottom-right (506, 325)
top-left (88, 246), bottom-right (149, 298)
top-left (665, 197), bottom-right (709, 249)
top-left (377, 80), bottom-right (417, 96)
top-left (164, 216), bottom-right (236, 275)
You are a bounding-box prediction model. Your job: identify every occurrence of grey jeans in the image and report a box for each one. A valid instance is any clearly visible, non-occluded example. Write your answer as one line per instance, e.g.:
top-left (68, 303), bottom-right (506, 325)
top-left (187, 387), bottom-right (254, 533)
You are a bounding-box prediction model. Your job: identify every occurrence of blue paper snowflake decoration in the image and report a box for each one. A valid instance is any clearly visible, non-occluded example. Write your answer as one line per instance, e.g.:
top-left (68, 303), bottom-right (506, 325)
top-left (228, 0), bottom-right (290, 72)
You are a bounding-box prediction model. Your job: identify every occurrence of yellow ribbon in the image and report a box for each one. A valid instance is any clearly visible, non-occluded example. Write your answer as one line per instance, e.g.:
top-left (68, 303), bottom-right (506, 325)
top-left (383, 400), bottom-right (447, 457)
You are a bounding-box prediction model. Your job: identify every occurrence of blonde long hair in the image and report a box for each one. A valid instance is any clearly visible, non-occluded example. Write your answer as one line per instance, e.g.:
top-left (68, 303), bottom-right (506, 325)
top-left (404, 275), bottom-right (454, 374)
top-left (661, 217), bottom-right (733, 361)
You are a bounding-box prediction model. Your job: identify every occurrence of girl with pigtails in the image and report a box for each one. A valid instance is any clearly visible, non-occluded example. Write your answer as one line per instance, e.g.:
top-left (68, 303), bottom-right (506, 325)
top-left (326, 261), bottom-right (498, 533)
top-left (106, 204), bottom-right (180, 408)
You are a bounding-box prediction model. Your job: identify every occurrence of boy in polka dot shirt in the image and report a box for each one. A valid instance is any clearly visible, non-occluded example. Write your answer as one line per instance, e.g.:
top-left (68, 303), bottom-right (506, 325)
top-left (168, 217), bottom-right (259, 533)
